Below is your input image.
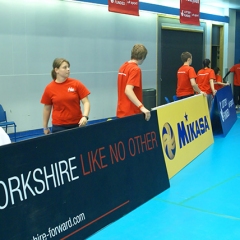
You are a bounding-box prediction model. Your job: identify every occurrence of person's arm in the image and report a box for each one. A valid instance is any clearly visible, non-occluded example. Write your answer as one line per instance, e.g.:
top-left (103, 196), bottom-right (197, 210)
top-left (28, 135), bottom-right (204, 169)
top-left (79, 96), bottom-right (90, 126)
top-left (125, 85), bottom-right (151, 121)
top-left (190, 78), bottom-right (207, 96)
top-left (223, 71), bottom-right (231, 82)
top-left (210, 79), bottom-right (217, 96)
top-left (43, 104), bottom-right (52, 135)
top-left (214, 81), bottom-right (229, 86)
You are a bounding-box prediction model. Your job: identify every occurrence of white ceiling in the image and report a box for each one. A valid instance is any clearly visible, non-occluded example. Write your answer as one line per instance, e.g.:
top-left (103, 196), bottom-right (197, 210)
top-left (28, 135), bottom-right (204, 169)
top-left (154, 0), bottom-right (240, 10)
top-left (163, 0), bottom-right (240, 9)
top-left (200, 0), bottom-right (240, 9)
top-left (195, 0), bottom-right (240, 10)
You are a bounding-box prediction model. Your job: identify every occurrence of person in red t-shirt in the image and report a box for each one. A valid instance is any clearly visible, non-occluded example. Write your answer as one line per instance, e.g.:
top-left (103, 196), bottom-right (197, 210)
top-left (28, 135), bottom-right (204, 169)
top-left (116, 44), bottom-right (151, 121)
top-left (40, 58), bottom-right (90, 134)
top-left (196, 59), bottom-right (216, 110)
top-left (176, 52), bottom-right (206, 99)
top-left (213, 67), bottom-right (229, 91)
top-left (223, 62), bottom-right (240, 109)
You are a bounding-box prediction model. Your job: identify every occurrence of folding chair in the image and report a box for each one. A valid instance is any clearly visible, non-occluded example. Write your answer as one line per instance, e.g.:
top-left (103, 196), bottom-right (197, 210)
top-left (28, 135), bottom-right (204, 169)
top-left (164, 97), bottom-right (171, 103)
top-left (173, 95), bottom-right (178, 101)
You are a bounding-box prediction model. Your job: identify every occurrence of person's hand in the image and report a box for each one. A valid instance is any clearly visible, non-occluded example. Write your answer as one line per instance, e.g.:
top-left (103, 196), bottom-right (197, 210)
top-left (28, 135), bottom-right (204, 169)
top-left (225, 82), bottom-right (230, 86)
top-left (200, 91), bottom-right (207, 97)
top-left (79, 116), bottom-right (88, 126)
top-left (43, 128), bottom-right (50, 135)
top-left (212, 90), bottom-right (217, 96)
top-left (140, 106), bottom-right (151, 121)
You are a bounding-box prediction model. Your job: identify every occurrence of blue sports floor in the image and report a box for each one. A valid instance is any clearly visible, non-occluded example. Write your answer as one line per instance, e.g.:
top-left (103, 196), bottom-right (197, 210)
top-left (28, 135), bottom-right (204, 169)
top-left (87, 113), bottom-right (240, 240)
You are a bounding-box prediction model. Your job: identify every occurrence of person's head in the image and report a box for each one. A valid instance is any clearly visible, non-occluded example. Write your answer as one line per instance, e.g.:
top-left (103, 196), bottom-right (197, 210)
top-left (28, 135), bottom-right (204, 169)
top-left (202, 59), bottom-right (211, 68)
top-left (51, 58), bottom-right (70, 80)
top-left (131, 44), bottom-right (148, 65)
top-left (181, 52), bottom-right (192, 65)
top-left (214, 67), bottom-right (220, 75)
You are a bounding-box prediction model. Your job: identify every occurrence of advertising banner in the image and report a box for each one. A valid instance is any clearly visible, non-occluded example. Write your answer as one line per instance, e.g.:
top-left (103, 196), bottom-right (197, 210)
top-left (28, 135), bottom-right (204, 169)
top-left (180, 0), bottom-right (200, 25)
top-left (155, 94), bottom-right (214, 178)
top-left (0, 111), bottom-right (169, 239)
top-left (211, 85), bottom-right (237, 136)
top-left (108, 0), bottom-right (139, 16)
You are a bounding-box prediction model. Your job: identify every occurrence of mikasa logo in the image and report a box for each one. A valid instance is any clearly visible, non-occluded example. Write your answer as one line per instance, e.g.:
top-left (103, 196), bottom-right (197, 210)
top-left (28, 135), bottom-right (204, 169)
top-left (177, 114), bottom-right (210, 149)
top-left (162, 113), bottom-right (210, 160)
top-left (162, 123), bottom-right (176, 160)
top-left (68, 87), bottom-right (75, 92)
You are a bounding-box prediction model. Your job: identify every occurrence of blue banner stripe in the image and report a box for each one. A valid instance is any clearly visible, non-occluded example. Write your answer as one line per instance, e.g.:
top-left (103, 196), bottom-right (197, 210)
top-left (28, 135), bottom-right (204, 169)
top-left (75, 0), bottom-right (229, 23)
top-left (200, 12), bottom-right (229, 23)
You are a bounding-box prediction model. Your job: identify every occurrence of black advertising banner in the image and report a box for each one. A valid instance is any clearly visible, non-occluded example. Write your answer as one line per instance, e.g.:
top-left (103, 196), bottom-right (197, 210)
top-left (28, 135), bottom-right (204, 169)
top-left (210, 85), bottom-right (237, 136)
top-left (0, 111), bottom-right (169, 240)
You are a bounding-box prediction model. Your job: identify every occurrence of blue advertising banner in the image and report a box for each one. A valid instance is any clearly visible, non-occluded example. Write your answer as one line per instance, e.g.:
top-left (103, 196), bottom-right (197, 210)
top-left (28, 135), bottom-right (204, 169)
top-left (0, 111), bottom-right (169, 239)
top-left (210, 85), bottom-right (237, 136)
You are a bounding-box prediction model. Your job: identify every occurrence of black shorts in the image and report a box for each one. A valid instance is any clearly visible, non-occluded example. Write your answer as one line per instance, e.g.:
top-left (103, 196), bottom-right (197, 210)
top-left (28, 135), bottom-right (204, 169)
top-left (52, 124), bottom-right (79, 133)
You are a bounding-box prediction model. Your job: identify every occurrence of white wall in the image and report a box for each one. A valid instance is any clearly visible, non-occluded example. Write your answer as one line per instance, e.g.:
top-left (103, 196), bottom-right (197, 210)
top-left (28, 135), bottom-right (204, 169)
top-left (0, 0), bottom-right (236, 132)
top-left (204, 21), bottom-right (212, 59)
top-left (0, 0), bottom-right (157, 131)
top-left (226, 9), bottom-right (237, 85)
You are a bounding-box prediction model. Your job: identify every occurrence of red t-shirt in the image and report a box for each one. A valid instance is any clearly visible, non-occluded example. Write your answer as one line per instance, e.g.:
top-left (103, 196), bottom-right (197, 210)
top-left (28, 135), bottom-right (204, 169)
top-left (214, 74), bottom-right (223, 91)
top-left (116, 62), bottom-right (142, 118)
top-left (41, 78), bottom-right (90, 125)
top-left (196, 68), bottom-right (216, 94)
top-left (230, 63), bottom-right (240, 86)
top-left (176, 65), bottom-right (197, 97)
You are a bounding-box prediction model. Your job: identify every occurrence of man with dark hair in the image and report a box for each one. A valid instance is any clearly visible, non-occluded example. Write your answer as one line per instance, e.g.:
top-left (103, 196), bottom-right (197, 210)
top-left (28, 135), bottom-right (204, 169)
top-left (223, 62), bottom-right (240, 109)
top-left (176, 52), bottom-right (205, 99)
top-left (116, 44), bottom-right (151, 121)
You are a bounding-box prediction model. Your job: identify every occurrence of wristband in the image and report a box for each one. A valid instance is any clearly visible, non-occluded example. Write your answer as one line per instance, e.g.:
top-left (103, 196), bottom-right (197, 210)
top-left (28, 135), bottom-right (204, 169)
top-left (43, 127), bottom-right (49, 130)
top-left (83, 116), bottom-right (89, 120)
top-left (138, 104), bottom-right (143, 109)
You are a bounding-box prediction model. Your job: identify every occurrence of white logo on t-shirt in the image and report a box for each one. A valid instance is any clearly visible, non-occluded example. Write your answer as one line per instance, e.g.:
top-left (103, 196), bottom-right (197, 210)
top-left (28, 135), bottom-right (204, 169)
top-left (68, 87), bottom-right (75, 92)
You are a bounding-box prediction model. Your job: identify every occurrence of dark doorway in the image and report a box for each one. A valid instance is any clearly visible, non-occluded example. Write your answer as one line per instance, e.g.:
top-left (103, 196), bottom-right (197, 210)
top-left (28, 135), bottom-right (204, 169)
top-left (211, 24), bottom-right (224, 76)
top-left (157, 24), bottom-right (204, 105)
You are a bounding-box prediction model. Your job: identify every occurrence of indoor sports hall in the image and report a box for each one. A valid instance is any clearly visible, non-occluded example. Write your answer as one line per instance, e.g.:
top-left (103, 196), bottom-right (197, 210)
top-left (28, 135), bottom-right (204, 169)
top-left (1, 0), bottom-right (240, 239)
